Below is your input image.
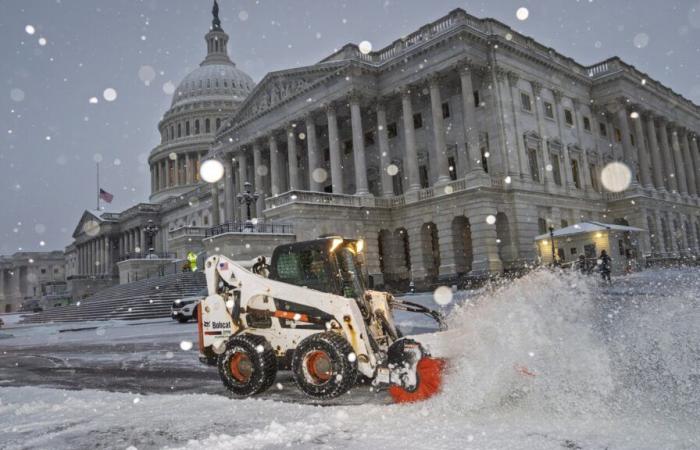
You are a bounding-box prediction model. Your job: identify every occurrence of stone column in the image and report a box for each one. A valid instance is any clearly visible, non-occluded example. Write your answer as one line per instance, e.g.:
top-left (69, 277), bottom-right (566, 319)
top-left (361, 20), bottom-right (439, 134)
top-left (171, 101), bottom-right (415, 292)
top-left (400, 88), bottom-right (421, 192)
top-left (252, 141), bottom-right (265, 217)
top-left (614, 103), bottom-right (636, 182)
top-left (104, 237), bottom-right (110, 275)
top-left (459, 65), bottom-right (483, 175)
top-left (376, 100), bottom-right (394, 196)
top-left (304, 115), bottom-right (321, 192)
top-left (286, 124), bottom-right (300, 190)
top-left (532, 82), bottom-right (553, 186)
top-left (238, 151), bottom-right (249, 220)
top-left (645, 113), bottom-right (664, 190)
top-left (654, 214), bottom-right (667, 255)
top-left (139, 228), bottom-right (146, 254)
top-left (185, 153), bottom-right (192, 184)
top-left (657, 119), bottom-right (677, 192)
top-left (349, 93), bottom-right (370, 195)
top-left (428, 75), bottom-right (451, 184)
top-left (470, 207), bottom-right (503, 275)
top-left (326, 104), bottom-right (344, 194)
top-left (670, 125), bottom-right (688, 195)
top-left (269, 134), bottom-right (281, 196)
top-left (554, 90), bottom-right (573, 188)
top-left (164, 159), bottom-right (170, 188)
top-left (223, 156), bottom-right (234, 223)
top-left (210, 184), bottom-right (221, 226)
top-left (631, 109), bottom-right (653, 188)
top-left (681, 131), bottom-right (698, 197)
top-left (690, 134), bottom-right (700, 195)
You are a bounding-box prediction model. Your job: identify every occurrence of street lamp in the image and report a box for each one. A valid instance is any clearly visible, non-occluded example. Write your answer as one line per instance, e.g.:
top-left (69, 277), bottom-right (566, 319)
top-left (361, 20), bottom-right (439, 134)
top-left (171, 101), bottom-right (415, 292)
top-left (237, 181), bottom-right (260, 230)
top-left (144, 219), bottom-right (159, 255)
top-left (549, 225), bottom-right (557, 266)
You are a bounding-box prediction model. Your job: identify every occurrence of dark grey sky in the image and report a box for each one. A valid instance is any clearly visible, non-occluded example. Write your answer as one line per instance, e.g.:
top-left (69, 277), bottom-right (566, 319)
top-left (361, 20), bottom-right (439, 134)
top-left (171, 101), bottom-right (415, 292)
top-left (2, 0), bottom-right (699, 255)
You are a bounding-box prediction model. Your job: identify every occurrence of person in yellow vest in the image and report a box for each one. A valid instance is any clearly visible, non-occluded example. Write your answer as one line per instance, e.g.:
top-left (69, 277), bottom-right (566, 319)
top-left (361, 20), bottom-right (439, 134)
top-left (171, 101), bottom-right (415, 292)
top-left (186, 251), bottom-right (198, 272)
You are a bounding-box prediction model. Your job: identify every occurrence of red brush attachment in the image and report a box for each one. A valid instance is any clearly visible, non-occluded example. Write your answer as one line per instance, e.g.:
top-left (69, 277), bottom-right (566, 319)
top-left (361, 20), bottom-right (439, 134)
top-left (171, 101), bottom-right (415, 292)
top-left (388, 357), bottom-right (446, 403)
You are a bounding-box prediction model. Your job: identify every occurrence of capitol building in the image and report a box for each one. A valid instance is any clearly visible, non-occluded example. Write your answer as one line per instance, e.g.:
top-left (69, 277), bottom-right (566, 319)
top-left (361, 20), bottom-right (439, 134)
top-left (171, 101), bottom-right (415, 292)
top-left (4, 4), bottom-right (699, 311)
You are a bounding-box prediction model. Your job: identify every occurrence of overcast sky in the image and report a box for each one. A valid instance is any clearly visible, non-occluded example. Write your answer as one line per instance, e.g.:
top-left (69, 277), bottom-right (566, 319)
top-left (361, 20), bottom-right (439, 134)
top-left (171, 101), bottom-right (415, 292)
top-left (1, 0), bottom-right (699, 255)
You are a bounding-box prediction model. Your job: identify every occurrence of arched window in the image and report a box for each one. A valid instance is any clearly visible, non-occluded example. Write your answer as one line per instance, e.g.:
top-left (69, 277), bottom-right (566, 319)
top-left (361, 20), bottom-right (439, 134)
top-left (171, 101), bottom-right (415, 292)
top-left (194, 120), bottom-right (200, 135)
top-left (170, 126), bottom-right (174, 140)
top-left (216, 118), bottom-right (221, 130)
top-left (185, 121), bottom-right (190, 136)
top-left (205, 118), bottom-right (211, 133)
top-left (177, 123), bottom-right (181, 138)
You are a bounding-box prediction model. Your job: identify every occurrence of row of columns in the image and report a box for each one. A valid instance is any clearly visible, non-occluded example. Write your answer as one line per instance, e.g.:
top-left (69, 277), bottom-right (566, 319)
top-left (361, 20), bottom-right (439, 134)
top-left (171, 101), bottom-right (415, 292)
top-left (77, 236), bottom-right (111, 276)
top-left (615, 103), bottom-right (700, 196)
top-left (211, 65), bottom-right (486, 225)
top-left (151, 151), bottom-right (204, 193)
top-left (649, 210), bottom-right (700, 256)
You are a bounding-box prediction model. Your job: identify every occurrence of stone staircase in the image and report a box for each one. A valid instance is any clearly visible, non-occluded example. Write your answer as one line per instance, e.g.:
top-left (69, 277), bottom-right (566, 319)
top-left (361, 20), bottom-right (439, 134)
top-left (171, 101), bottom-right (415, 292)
top-left (20, 271), bottom-right (206, 324)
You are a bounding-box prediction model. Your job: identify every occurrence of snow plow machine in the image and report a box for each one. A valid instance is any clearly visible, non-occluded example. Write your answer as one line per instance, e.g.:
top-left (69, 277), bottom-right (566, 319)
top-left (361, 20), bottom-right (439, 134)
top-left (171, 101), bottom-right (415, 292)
top-left (197, 236), bottom-right (448, 403)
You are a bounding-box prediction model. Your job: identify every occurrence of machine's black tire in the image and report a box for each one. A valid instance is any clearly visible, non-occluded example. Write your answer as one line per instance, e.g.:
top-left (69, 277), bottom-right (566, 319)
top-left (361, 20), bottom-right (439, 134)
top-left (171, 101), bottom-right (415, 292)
top-left (177, 316), bottom-right (189, 323)
top-left (291, 332), bottom-right (357, 399)
top-left (217, 334), bottom-right (277, 396)
top-left (191, 305), bottom-right (199, 322)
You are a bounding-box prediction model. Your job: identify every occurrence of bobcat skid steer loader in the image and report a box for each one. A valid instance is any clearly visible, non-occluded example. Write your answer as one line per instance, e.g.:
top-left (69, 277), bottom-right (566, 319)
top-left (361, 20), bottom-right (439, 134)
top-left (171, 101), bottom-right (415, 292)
top-left (197, 236), bottom-right (449, 403)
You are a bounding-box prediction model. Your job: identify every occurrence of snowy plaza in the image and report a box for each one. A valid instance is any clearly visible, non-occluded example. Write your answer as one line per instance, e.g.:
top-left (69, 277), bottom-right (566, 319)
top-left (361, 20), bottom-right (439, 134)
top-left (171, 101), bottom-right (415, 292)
top-left (2, 1), bottom-right (700, 449)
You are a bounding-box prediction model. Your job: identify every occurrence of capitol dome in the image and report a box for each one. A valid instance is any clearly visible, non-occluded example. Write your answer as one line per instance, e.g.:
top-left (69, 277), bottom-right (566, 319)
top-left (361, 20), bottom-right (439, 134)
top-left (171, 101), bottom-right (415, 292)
top-left (171, 63), bottom-right (254, 108)
top-left (148, 2), bottom-right (254, 204)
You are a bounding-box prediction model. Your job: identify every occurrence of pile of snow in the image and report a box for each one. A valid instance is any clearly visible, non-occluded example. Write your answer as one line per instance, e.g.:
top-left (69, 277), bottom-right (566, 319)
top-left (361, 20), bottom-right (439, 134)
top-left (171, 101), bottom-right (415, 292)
top-left (1, 268), bottom-right (699, 449)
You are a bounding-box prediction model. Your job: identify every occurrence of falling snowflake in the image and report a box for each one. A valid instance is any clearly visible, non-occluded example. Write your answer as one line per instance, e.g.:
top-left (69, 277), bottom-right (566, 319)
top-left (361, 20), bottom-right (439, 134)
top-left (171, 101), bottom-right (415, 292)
top-left (358, 40), bottom-right (372, 54)
top-left (103, 88), bottom-right (117, 102)
top-left (516, 7), bottom-right (529, 21)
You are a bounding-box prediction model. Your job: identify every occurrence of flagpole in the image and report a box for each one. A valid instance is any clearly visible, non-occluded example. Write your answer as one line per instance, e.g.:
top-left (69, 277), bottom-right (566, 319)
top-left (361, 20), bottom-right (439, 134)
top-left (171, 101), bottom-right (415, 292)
top-left (96, 162), bottom-right (100, 210)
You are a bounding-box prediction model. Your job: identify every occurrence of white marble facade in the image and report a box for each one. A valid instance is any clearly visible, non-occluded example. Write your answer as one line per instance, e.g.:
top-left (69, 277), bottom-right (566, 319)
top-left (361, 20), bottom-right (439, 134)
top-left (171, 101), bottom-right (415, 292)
top-left (64, 7), bottom-right (700, 289)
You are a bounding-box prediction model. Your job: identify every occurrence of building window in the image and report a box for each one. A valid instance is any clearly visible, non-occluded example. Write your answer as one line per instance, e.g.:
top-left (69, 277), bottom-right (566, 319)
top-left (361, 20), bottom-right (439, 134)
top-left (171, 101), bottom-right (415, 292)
top-left (561, 219), bottom-right (569, 228)
top-left (538, 217), bottom-right (548, 234)
top-left (344, 140), bottom-right (353, 155)
top-left (551, 154), bottom-right (562, 186)
top-left (194, 120), bottom-right (200, 135)
top-left (473, 90), bottom-right (480, 107)
top-left (448, 156), bottom-right (457, 181)
top-left (528, 148), bottom-right (540, 182)
top-left (317, 124), bottom-right (327, 137)
top-left (387, 122), bottom-right (397, 138)
top-left (324, 148), bottom-right (330, 162)
top-left (480, 147), bottom-right (489, 173)
top-left (419, 165), bottom-right (429, 188)
top-left (630, 133), bottom-right (635, 146)
top-left (41, 268), bottom-right (46, 274)
top-left (614, 128), bottom-right (622, 143)
top-left (177, 123), bottom-right (182, 138)
top-left (185, 121), bottom-right (190, 136)
top-left (571, 159), bottom-right (581, 188)
top-left (205, 118), bottom-right (211, 133)
top-left (392, 166), bottom-right (403, 194)
top-left (599, 122), bottom-right (607, 137)
top-left (442, 102), bottom-right (450, 118)
top-left (583, 116), bottom-right (591, 131)
top-left (564, 109), bottom-right (574, 126)
top-left (170, 126), bottom-right (174, 140)
top-left (542, 102), bottom-right (553, 119)
top-left (413, 113), bottom-right (423, 129)
top-left (521, 92), bottom-right (532, 112)
top-left (589, 164), bottom-right (599, 191)
top-left (216, 118), bottom-right (221, 130)
top-left (364, 131), bottom-right (375, 147)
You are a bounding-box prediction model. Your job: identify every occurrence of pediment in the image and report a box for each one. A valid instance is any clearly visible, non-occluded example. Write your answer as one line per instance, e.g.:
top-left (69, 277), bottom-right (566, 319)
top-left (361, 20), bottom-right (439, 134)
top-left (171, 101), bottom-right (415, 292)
top-left (72, 210), bottom-right (107, 239)
top-left (228, 62), bottom-right (348, 127)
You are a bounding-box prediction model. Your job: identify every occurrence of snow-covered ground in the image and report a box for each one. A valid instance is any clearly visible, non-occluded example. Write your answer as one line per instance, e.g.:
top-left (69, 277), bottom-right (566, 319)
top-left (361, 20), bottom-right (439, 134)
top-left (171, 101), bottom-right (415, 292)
top-left (1, 268), bottom-right (699, 449)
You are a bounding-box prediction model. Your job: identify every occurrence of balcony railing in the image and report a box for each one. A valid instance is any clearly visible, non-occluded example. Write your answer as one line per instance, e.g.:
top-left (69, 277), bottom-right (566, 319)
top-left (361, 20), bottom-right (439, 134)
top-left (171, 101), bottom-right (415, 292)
top-left (168, 226), bottom-right (209, 240)
top-left (205, 221), bottom-right (294, 238)
top-left (118, 252), bottom-right (176, 262)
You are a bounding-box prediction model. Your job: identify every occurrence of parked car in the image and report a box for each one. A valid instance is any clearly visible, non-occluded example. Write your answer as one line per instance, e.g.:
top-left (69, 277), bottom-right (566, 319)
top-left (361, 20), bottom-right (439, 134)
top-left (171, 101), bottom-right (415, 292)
top-left (171, 288), bottom-right (206, 323)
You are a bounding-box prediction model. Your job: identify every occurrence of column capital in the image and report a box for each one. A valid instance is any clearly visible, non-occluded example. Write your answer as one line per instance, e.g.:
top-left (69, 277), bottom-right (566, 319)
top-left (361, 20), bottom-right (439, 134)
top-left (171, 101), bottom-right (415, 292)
top-left (552, 89), bottom-right (564, 103)
top-left (427, 72), bottom-right (444, 87)
top-left (324, 101), bottom-right (337, 114)
top-left (347, 89), bottom-right (364, 105)
top-left (493, 66), bottom-right (507, 82)
top-left (398, 85), bottom-right (413, 98)
top-left (656, 115), bottom-right (668, 126)
top-left (506, 71), bottom-right (519, 87)
top-left (531, 80), bottom-right (542, 96)
top-left (374, 96), bottom-right (388, 111)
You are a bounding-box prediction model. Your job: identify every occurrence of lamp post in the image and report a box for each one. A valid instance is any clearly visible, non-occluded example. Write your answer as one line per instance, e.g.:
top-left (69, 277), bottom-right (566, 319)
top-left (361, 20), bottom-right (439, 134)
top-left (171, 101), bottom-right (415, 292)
top-left (144, 219), bottom-right (159, 255)
top-left (237, 181), bottom-right (260, 230)
top-left (549, 225), bottom-right (557, 266)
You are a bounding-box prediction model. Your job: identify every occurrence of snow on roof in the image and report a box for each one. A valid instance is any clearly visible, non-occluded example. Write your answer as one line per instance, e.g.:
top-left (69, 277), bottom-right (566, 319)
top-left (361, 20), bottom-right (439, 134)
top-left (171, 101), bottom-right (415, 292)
top-left (534, 221), bottom-right (645, 241)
